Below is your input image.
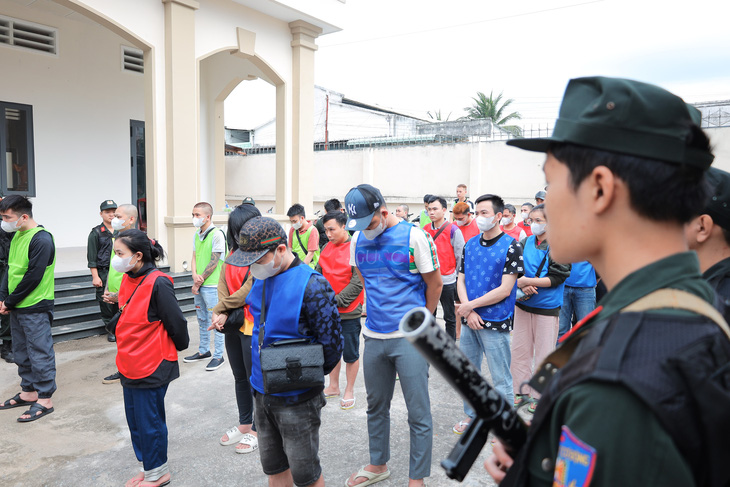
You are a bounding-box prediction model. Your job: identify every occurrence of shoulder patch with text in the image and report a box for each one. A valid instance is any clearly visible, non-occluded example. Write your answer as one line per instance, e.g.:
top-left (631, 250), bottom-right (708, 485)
top-left (553, 425), bottom-right (597, 487)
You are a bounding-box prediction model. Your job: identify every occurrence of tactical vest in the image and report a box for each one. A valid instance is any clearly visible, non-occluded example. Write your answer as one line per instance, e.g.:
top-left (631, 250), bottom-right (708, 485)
top-left (94, 224), bottom-right (114, 268)
top-left (8, 226), bottom-right (55, 308)
top-left (503, 289), bottom-right (730, 487)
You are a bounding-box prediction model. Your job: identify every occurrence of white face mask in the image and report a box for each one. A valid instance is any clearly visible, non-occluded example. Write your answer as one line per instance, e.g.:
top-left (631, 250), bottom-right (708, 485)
top-left (1, 218), bottom-right (21, 233)
top-left (362, 215), bottom-right (387, 240)
top-left (476, 216), bottom-right (497, 233)
top-left (192, 217), bottom-right (205, 228)
top-left (501, 216), bottom-right (512, 226)
top-left (251, 252), bottom-right (281, 280)
top-left (520, 212), bottom-right (529, 222)
top-left (111, 254), bottom-right (137, 273)
top-left (292, 221), bottom-right (303, 231)
top-left (531, 223), bottom-right (547, 236)
top-left (455, 218), bottom-right (468, 227)
top-left (111, 217), bottom-right (126, 231)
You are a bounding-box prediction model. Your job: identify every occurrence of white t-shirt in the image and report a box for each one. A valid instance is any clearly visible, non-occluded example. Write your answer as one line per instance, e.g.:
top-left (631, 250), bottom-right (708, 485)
top-left (193, 225), bottom-right (226, 287)
top-left (350, 225), bottom-right (440, 339)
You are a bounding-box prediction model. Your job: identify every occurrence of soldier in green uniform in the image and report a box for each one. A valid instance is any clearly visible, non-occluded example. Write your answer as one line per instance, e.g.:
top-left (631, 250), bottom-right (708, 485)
top-left (685, 167), bottom-right (730, 315)
top-left (0, 195), bottom-right (56, 422)
top-left (101, 203), bottom-right (138, 384)
top-left (87, 199), bottom-right (118, 342)
top-left (486, 77), bottom-right (730, 486)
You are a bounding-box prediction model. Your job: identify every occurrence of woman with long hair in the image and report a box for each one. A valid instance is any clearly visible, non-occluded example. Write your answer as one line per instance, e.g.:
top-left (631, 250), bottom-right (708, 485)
top-left (114, 230), bottom-right (189, 487)
top-left (210, 204), bottom-right (261, 453)
top-left (511, 204), bottom-right (571, 413)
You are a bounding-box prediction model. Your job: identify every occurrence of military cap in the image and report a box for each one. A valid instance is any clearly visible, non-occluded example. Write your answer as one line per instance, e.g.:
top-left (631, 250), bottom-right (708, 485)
top-left (241, 196), bottom-right (256, 206)
top-left (704, 167), bottom-right (730, 231)
top-left (100, 200), bottom-right (117, 211)
top-left (508, 76), bottom-right (714, 169)
top-left (226, 216), bottom-right (286, 267)
top-left (535, 190), bottom-right (546, 200)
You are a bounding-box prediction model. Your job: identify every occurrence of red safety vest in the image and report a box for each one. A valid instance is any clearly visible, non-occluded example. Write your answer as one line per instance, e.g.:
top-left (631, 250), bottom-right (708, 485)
top-left (458, 218), bottom-right (481, 243)
top-left (116, 270), bottom-right (179, 379)
top-left (319, 240), bottom-right (364, 314)
top-left (425, 222), bottom-right (457, 276)
top-left (224, 254), bottom-right (254, 333)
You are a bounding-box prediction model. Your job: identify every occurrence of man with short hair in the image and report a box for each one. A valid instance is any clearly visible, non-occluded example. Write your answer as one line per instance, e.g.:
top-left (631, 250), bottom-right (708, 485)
top-left (314, 198), bottom-right (344, 250)
top-left (452, 202), bottom-right (479, 243)
top-left (500, 204), bottom-right (527, 242)
top-left (229, 216), bottom-right (342, 487)
top-left (425, 196), bottom-right (465, 340)
top-left (516, 202), bottom-right (533, 237)
top-left (184, 202), bottom-right (227, 371)
top-left (395, 204), bottom-right (410, 222)
top-left (486, 76), bottom-right (730, 486)
top-left (417, 194), bottom-right (432, 229)
top-left (685, 167), bottom-right (730, 313)
top-left (453, 194), bottom-right (522, 434)
top-left (0, 195), bottom-right (56, 422)
top-left (317, 211), bottom-right (363, 409)
top-left (101, 204), bottom-right (139, 384)
top-left (451, 183), bottom-right (475, 219)
top-left (287, 204), bottom-right (320, 268)
top-left (344, 184), bottom-right (442, 487)
top-left (87, 199), bottom-right (118, 342)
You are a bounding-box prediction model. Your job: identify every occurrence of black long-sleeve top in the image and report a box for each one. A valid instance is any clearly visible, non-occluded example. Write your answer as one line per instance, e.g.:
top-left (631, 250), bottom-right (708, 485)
top-left (0, 228), bottom-right (55, 313)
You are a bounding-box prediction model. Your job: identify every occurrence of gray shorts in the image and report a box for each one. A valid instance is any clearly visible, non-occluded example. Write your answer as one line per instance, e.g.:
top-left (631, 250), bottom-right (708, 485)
top-left (254, 392), bottom-right (326, 486)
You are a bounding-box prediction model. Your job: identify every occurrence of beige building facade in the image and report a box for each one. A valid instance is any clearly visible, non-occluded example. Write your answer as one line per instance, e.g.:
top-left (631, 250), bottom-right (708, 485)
top-left (0, 0), bottom-right (343, 271)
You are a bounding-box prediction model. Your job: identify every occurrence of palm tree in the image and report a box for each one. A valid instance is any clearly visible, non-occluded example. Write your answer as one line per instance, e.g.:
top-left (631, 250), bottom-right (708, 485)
top-left (463, 91), bottom-right (522, 136)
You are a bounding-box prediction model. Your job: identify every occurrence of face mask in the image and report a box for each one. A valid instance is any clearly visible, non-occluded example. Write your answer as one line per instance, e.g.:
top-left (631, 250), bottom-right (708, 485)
top-left (501, 217), bottom-right (512, 226)
top-left (531, 223), bottom-right (547, 236)
top-left (292, 221), bottom-right (302, 231)
top-left (362, 215), bottom-right (386, 240)
top-left (251, 252), bottom-right (281, 280)
top-left (1, 219), bottom-right (21, 233)
top-left (455, 218), bottom-right (467, 227)
top-left (111, 217), bottom-right (126, 231)
top-left (520, 212), bottom-right (529, 222)
top-left (111, 254), bottom-right (137, 273)
top-left (192, 217), bottom-right (205, 228)
top-left (476, 216), bottom-right (496, 233)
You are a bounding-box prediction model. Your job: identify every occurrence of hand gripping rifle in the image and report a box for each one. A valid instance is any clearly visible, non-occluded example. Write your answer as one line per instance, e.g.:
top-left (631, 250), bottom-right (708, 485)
top-left (399, 307), bottom-right (528, 482)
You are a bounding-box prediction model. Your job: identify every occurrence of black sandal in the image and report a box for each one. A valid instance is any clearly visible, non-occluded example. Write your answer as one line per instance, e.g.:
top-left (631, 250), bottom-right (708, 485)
top-left (17, 402), bottom-right (54, 422)
top-left (0, 393), bottom-right (37, 410)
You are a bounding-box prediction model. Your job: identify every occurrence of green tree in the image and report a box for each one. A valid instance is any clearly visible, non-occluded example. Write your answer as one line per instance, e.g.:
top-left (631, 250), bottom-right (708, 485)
top-left (463, 91), bottom-right (522, 136)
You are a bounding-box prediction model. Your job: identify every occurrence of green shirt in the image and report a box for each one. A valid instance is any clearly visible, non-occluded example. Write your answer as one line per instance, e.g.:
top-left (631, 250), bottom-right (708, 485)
top-left (526, 252), bottom-right (712, 487)
top-left (418, 209), bottom-right (431, 230)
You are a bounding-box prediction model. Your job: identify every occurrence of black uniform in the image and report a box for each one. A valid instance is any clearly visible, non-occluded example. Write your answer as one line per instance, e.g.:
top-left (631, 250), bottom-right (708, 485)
top-left (86, 223), bottom-right (117, 326)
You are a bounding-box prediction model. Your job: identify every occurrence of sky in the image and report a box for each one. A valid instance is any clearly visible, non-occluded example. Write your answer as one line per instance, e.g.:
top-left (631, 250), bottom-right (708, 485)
top-left (224, 0), bottom-right (730, 130)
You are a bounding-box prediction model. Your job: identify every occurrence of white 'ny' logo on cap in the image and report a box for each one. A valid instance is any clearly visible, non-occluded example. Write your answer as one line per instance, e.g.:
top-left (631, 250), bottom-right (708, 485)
top-left (348, 203), bottom-right (357, 216)
top-left (348, 220), bottom-right (356, 229)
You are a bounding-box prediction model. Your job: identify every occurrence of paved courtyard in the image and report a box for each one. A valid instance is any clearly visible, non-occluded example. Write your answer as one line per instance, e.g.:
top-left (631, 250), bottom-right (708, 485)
top-left (0, 317), bottom-right (515, 487)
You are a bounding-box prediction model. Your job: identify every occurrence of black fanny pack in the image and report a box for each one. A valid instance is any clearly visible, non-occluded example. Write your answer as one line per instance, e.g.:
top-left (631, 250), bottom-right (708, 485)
top-left (258, 279), bottom-right (324, 394)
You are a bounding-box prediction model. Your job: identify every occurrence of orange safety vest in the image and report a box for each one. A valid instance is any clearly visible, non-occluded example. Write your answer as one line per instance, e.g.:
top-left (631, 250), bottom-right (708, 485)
top-left (425, 222), bottom-right (457, 276)
top-left (224, 254), bottom-right (254, 335)
top-left (116, 270), bottom-right (179, 379)
top-left (319, 240), bottom-right (364, 314)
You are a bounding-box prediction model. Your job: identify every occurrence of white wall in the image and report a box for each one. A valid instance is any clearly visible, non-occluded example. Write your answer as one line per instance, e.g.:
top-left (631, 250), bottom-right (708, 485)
top-left (1, 2), bottom-right (145, 248)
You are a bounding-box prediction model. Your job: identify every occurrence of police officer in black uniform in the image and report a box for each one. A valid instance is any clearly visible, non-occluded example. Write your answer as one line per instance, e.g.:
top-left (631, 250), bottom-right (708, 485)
top-left (87, 199), bottom-right (118, 342)
top-left (486, 77), bottom-right (730, 487)
top-left (0, 194), bottom-right (11, 363)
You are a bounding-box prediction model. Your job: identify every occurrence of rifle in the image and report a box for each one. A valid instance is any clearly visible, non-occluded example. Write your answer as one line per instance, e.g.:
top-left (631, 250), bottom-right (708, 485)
top-left (399, 307), bottom-right (528, 482)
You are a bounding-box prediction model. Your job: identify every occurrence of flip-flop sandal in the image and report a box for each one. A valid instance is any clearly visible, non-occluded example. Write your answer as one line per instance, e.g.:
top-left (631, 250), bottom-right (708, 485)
top-left (528, 401), bottom-right (538, 414)
top-left (235, 433), bottom-right (258, 454)
top-left (17, 402), bottom-right (54, 422)
top-left (0, 393), bottom-right (37, 410)
top-left (346, 466), bottom-right (391, 487)
top-left (340, 398), bottom-right (356, 410)
top-left (452, 420), bottom-right (471, 435)
top-left (220, 426), bottom-right (246, 446)
top-left (324, 392), bottom-right (341, 399)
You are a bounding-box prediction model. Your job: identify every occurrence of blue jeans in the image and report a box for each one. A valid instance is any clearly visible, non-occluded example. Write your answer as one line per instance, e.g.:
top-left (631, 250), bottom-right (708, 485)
top-left (123, 384), bottom-right (170, 480)
top-left (558, 286), bottom-right (596, 341)
top-left (459, 325), bottom-right (513, 417)
top-left (194, 286), bottom-right (224, 359)
top-left (363, 336), bottom-right (432, 480)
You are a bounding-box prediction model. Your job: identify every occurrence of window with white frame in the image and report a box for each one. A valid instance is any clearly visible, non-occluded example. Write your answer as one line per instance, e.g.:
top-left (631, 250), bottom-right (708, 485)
top-left (0, 102), bottom-right (35, 196)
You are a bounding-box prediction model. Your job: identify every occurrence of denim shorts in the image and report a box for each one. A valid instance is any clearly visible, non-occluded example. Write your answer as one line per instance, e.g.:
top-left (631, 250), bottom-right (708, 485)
top-left (254, 392), bottom-right (326, 486)
top-left (341, 317), bottom-right (362, 363)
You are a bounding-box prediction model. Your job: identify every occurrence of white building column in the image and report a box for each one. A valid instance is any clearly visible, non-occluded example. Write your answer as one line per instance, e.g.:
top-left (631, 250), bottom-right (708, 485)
top-left (289, 20), bottom-right (322, 215)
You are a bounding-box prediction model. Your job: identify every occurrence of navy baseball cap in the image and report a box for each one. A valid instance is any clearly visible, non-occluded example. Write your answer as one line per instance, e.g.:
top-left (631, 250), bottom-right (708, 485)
top-left (344, 184), bottom-right (385, 231)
